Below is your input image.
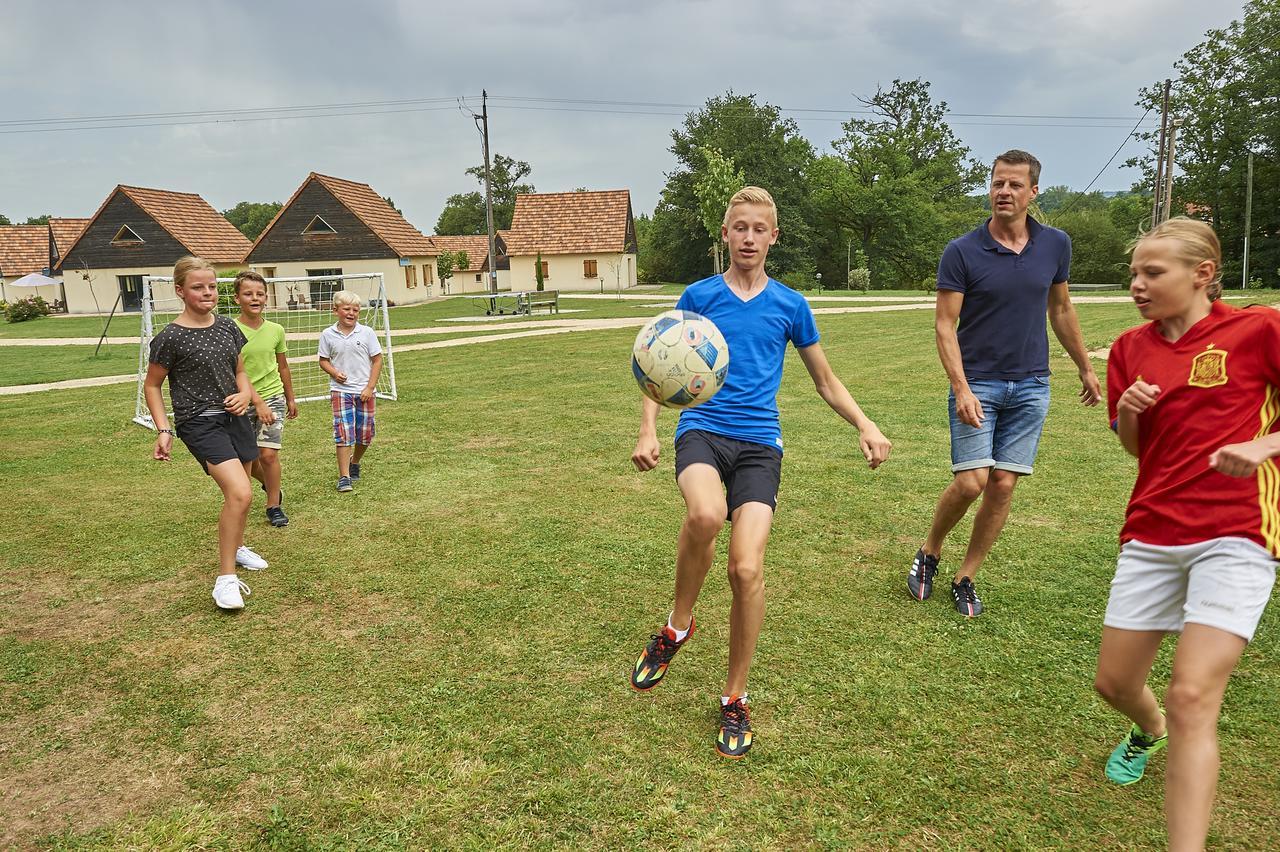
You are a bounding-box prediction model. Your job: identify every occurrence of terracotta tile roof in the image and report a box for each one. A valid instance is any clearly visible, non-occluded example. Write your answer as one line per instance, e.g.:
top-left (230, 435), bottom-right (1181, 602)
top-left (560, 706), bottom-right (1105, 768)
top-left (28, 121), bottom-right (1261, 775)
top-left (311, 173), bottom-right (436, 257)
top-left (429, 234), bottom-right (507, 272)
top-left (504, 190), bottom-right (632, 256)
top-left (113, 185), bottom-right (251, 263)
top-left (0, 225), bottom-right (51, 277)
top-left (49, 217), bottom-right (89, 256)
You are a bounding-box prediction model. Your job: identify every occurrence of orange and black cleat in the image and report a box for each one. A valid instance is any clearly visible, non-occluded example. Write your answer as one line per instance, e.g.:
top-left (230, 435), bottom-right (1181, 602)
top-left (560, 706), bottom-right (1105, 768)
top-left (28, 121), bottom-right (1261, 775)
top-left (716, 696), bottom-right (753, 758)
top-left (630, 618), bottom-right (694, 691)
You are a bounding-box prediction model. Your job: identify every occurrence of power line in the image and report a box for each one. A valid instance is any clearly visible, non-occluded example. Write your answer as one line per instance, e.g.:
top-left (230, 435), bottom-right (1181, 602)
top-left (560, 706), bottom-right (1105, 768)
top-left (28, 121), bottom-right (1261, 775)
top-left (0, 105), bottom-right (464, 136)
top-left (1053, 108), bottom-right (1153, 216)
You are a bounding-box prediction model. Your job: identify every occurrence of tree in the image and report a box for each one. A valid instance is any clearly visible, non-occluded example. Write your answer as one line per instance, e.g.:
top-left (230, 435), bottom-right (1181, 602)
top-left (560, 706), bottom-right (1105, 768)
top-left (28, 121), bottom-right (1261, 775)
top-left (535, 251), bottom-right (545, 292)
top-left (23, 215), bottom-right (50, 225)
top-left (1038, 186), bottom-right (1107, 214)
top-left (0, 213), bottom-right (9, 225)
top-left (1053, 210), bottom-right (1128, 288)
top-left (655, 92), bottom-right (816, 282)
top-left (813, 78), bottom-right (986, 289)
top-left (383, 196), bottom-right (402, 215)
top-left (223, 201), bottom-right (283, 240)
top-left (692, 147), bottom-right (745, 274)
top-left (633, 212), bottom-right (655, 282)
top-left (435, 192), bottom-right (487, 235)
top-left (1128, 0), bottom-right (1280, 286)
top-left (437, 251), bottom-right (465, 294)
top-left (435, 153), bottom-right (536, 234)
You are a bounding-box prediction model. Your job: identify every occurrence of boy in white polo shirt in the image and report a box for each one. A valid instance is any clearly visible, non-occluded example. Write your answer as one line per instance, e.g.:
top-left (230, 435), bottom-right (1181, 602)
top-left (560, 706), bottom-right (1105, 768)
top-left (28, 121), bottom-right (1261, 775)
top-left (317, 290), bottom-right (383, 492)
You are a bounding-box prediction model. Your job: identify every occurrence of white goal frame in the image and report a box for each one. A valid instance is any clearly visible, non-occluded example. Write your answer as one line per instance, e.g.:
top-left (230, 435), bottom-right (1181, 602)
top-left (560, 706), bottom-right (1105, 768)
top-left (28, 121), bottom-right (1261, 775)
top-left (133, 272), bottom-right (397, 429)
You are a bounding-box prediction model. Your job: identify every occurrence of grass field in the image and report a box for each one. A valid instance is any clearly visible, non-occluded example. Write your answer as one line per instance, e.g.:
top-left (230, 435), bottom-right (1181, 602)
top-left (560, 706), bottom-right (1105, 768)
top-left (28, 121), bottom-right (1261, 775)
top-left (3, 302), bottom-right (1278, 849)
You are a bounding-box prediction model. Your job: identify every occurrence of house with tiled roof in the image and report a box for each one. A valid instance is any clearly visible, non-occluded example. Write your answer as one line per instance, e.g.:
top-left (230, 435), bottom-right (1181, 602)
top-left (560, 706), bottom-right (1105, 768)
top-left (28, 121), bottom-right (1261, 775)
top-left (0, 225), bottom-right (53, 302)
top-left (245, 173), bottom-right (439, 307)
top-left (49, 217), bottom-right (90, 271)
top-left (428, 233), bottom-right (510, 294)
top-left (504, 190), bottom-right (637, 292)
top-left (55, 185), bottom-right (251, 313)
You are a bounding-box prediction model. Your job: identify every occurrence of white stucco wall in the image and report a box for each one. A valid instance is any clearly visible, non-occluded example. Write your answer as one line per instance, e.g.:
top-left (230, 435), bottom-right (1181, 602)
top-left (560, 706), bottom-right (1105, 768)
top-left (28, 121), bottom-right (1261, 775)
top-left (508, 253), bottom-right (637, 292)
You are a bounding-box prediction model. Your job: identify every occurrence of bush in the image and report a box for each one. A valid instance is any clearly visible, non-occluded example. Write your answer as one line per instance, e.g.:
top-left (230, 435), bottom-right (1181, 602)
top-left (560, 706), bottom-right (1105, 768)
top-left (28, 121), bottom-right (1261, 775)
top-left (919, 275), bottom-right (938, 292)
top-left (4, 295), bottom-right (52, 323)
top-left (849, 267), bottom-right (871, 292)
top-left (1247, 276), bottom-right (1265, 290)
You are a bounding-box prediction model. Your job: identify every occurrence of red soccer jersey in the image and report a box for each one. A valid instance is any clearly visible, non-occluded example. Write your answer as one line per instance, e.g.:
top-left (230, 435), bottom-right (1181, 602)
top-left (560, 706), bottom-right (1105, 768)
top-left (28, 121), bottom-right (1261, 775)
top-left (1107, 301), bottom-right (1280, 555)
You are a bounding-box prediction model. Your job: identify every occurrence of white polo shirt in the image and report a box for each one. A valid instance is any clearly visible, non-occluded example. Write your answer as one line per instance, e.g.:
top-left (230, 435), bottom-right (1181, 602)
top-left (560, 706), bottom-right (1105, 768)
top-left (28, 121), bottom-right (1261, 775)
top-left (318, 322), bottom-right (383, 394)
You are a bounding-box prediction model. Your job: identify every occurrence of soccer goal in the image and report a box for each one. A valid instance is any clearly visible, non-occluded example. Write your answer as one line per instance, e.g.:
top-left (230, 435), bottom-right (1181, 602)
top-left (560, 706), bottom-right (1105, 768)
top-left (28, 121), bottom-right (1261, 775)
top-left (132, 272), bottom-right (397, 429)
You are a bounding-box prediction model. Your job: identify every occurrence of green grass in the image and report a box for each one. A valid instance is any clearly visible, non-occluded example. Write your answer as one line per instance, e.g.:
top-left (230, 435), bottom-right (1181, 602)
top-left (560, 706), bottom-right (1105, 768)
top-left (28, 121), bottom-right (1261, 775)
top-left (3, 306), bottom-right (1279, 849)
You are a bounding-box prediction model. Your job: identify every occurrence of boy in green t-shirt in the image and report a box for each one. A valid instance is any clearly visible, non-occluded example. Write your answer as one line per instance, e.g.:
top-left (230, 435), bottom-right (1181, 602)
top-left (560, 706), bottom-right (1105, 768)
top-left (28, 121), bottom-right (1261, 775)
top-left (234, 271), bottom-right (298, 526)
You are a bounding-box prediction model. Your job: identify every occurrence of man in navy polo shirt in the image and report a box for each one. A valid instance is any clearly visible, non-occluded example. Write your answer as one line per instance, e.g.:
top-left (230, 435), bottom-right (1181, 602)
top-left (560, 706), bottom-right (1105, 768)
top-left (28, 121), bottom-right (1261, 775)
top-left (908, 149), bottom-right (1101, 616)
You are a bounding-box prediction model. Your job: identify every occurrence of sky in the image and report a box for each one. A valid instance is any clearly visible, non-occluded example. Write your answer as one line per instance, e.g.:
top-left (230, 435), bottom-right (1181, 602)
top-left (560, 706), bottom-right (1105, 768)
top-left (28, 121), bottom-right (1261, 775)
top-left (0, 0), bottom-right (1246, 232)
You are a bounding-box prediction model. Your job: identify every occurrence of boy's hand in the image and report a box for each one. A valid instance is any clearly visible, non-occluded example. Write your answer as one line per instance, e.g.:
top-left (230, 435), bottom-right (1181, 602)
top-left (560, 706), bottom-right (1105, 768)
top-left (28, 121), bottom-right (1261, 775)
top-left (256, 402), bottom-right (277, 426)
top-left (334, 371), bottom-right (348, 384)
top-left (858, 423), bottom-right (892, 470)
top-left (225, 391), bottom-right (252, 416)
top-left (954, 387), bottom-right (984, 427)
top-left (1117, 379), bottom-right (1161, 415)
top-left (632, 434), bottom-right (660, 471)
top-left (286, 399), bottom-right (299, 419)
top-left (1209, 441), bottom-right (1273, 478)
top-left (360, 385), bottom-right (375, 402)
top-left (154, 433), bottom-right (172, 461)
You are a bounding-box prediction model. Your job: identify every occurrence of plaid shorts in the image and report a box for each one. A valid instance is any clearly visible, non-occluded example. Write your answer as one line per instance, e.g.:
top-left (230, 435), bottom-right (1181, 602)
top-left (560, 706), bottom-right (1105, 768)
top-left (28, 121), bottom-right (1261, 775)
top-left (331, 392), bottom-right (375, 446)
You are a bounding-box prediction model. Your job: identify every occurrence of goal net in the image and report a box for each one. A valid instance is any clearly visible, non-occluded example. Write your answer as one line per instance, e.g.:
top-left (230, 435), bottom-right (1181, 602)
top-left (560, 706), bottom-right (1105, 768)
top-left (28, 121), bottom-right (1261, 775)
top-left (133, 272), bottom-right (397, 429)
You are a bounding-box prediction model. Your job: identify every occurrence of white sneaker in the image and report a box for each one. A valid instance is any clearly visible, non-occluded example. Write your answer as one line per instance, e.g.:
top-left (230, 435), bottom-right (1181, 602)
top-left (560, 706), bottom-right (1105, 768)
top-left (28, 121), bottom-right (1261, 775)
top-left (212, 575), bottom-right (251, 610)
top-left (235, 545), bottom-right (268, 571)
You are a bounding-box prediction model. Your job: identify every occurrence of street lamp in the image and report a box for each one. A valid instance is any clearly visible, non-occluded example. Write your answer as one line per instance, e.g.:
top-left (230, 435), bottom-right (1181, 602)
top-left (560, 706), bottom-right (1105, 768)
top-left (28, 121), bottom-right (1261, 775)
top-left (816, 271), bottom-right (822, 294)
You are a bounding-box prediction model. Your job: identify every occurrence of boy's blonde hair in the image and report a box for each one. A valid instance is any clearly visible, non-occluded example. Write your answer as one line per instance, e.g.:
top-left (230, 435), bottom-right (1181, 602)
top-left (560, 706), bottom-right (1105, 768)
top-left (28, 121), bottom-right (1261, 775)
top-left (332, 290), bottom-right (362, 308)
top-left (722, 186), bottom-right (778, 229)
top-left (1130, 217), bottom-right (1223, 302)
top-left (173, 256), bottom-right (216, 289)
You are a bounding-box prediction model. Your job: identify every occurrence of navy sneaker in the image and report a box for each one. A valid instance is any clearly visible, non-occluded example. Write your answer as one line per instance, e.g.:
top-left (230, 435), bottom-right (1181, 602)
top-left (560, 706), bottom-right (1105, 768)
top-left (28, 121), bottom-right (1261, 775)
top-left (908, 548), bottom-right (939, 601)
top-left (266, 506), bottom-right (289, 527)
top-left (951, 577), bottom-right (984, 617)
top-left (350, 463), bottom-right (361, 481)
top-left (337, 476), bottom-right (354, 493)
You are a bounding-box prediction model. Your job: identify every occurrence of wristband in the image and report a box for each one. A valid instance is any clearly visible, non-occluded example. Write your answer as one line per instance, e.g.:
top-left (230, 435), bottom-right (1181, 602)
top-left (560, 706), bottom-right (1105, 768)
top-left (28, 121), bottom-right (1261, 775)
top-left (158, 428), bottom-right (175, 435)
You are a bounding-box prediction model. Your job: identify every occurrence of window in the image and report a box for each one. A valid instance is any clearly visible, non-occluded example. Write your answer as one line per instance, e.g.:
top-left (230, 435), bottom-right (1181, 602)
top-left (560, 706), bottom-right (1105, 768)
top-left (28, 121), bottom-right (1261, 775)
top-left (584, 259), bottom-right (598, 278)
top-left (540, 261), bottom-right (550, 278)
top-left (302, 215), bottom-right (337, 236)
top-left (264, 267), bottom-right (277, 280)
top-left (111, 225), bottom-right (144, 245)
top-left (475, 273), bottom-right (482, 283)
top-left (306, 268), bottom-right (342, 306)
top-left (405, 265), bottom-right (418, 288)
top-left (422, 263), bottom-right (433, 285)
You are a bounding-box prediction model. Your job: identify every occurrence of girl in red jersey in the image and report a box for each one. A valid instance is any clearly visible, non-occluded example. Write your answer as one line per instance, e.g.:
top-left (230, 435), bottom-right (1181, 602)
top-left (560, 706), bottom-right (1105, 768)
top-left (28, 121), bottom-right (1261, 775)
top-left (1094, 218), bottom-right (1280, 851)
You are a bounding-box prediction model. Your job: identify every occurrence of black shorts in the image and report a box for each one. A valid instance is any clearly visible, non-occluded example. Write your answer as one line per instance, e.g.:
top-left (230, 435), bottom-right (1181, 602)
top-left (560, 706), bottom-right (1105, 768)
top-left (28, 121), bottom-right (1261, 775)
top-left (674, 429), bottom-right (782, 513)
top-left (177, 413), bottom-right (259, 474)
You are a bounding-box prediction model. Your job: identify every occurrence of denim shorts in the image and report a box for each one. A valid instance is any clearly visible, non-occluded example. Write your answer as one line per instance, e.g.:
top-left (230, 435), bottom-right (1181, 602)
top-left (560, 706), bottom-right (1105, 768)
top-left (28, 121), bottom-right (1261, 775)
top-left (948, 376), bottom-right (1050, 475)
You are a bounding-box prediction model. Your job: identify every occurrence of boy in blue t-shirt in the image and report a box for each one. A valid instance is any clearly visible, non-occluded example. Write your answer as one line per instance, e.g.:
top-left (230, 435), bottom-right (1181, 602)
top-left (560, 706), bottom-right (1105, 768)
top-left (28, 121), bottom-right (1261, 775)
top-left (629, 186), bottom-right (892, 758)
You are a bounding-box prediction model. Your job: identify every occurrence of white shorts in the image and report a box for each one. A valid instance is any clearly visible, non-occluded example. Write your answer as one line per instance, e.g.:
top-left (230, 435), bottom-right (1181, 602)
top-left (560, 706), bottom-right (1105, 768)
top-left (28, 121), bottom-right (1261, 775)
top-left (1104, 537), bottom-right (1277, 642)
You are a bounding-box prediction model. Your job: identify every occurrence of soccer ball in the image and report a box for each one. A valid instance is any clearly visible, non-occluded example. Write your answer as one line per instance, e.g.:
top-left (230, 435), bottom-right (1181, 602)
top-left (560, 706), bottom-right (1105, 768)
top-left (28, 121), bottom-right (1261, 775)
top-left (631, 310), bottom-right (729, 409)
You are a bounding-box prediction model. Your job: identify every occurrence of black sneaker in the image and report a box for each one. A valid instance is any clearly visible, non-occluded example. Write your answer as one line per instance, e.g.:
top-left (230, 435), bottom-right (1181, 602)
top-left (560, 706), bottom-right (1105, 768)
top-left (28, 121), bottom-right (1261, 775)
top-left (716, 696), bottom-right (753, 759)
top-left (951, 577), bottom-right (984, 617)
top-left (908, 548), bottom-right (939, 601)
top-left (266, 506), bottom-right (289, 527)
top-left (630, 618), bottom-right (694, 691)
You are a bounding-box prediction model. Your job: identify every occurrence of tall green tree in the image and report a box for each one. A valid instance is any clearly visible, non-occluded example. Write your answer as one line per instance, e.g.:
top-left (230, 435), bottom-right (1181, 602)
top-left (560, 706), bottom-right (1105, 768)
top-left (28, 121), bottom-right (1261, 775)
top-left (0, 213), bottom-right (10, 225)
top-left (23, 215), bottom-right (51, 225)
top-left (435, 154), bottom-right (535, 234)
top-left (812, 78), bottom-right (986, 289)
top-left (652, 92), bottom-right (816, 283)
top-left (692, 147), bottom-right (745, 273)
top-left (1129, 0), bottom-right (1280, 285)
top-left (435, 192), bottom-right (487, 235)
top-left (223, 201), bottom-right (283, 240)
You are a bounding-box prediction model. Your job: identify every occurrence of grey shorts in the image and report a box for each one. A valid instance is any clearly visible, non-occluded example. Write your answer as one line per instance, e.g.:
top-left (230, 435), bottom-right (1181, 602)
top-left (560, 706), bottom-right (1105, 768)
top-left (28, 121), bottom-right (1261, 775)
top-left (247, 394), bottom-right (287, 450)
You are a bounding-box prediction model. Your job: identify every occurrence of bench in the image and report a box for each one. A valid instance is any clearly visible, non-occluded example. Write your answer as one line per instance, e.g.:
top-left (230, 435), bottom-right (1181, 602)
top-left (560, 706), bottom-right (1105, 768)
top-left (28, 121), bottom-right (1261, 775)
top-left (517, 290), bottom-right (559, 315)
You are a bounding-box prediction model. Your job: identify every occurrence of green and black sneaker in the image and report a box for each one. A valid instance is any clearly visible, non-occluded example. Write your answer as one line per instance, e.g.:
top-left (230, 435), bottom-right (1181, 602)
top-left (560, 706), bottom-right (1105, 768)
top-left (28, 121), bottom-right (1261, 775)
top-left (716, 696), bottom-right (753, 759)
top-left (1105, 722), bottom-right (1168, 786)
top-left (630, 618), bottom-right (694, 691)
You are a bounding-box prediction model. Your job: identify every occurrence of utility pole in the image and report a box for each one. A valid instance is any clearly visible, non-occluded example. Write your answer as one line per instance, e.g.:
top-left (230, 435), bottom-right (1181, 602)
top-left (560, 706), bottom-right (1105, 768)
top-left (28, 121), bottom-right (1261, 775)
top-left (477, 90), bottom-right (499, 295)
top-left (1151, 79), bottom-right (1171, 228)
top-left (1160, 118), bottom-right (1182, 222)
top-left (1243, 150), bottom-right (1254, 289)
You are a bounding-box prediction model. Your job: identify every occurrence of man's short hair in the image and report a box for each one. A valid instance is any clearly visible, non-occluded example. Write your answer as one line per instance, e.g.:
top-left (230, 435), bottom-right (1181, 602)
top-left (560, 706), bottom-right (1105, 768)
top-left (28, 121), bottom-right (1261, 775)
top-left (992, 149), bottom-right (1041, 186)
top-left (233, 270), bottom-right (266, 294)
top-left (332, 289), bottom-right (362, 308)
top-left (722, 186), bottom-right (778, 229)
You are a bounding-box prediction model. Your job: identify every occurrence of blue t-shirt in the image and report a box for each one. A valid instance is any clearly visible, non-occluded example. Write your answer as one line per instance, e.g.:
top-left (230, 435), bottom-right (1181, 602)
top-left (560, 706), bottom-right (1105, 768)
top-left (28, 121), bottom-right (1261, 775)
top-left (936, 217), bottom-right (1071, 380)
top-left (673, 275), bottom-right (820, 452)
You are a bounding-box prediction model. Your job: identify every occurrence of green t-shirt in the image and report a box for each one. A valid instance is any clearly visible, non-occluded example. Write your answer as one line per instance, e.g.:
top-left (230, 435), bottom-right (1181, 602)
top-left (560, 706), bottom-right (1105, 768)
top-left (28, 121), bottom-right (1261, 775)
top-left (234, 318), bottom-right (287, 399)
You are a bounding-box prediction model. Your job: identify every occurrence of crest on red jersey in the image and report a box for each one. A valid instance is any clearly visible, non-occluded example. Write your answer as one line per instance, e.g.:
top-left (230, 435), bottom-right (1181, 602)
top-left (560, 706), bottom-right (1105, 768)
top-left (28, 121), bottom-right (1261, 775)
top-left (1188, 345), bottom-right (1228, 388)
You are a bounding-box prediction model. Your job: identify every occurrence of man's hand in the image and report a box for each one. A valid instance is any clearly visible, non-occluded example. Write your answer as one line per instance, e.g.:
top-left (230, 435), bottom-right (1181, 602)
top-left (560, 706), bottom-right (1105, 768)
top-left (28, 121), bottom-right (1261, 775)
top-left (858, 423), bottom-right (892, 470)
top-left (154, 433), bottom-right (172, 461)
top-left (225, 391), bottom-right (252, 416)
top-left (1079, 366), bottom-right (1103, 406)
top-left (632, 433), bottom-right (660, 471)
top-left (255, 402), bottom-right (277, 426)
top-left (1117, 379), bottom-right (1161, 416)
top-left (1210, 441), bottom-right (1274, 478)
top-left (954, 388), bottom-right (984, 428)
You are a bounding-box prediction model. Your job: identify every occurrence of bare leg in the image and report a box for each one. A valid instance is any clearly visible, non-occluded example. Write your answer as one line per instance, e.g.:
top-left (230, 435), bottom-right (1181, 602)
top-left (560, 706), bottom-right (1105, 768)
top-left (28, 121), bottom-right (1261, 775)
top-left (337, 445), bottom-right (352, 478)
top-left (670, 464), bottom-right (727, 632)
top-left (352, 443), bottom-right (370, 465)
top-left (923, 468), bottom-right (988, 556)
top-left (207, 460), bottom-right (253, 577)
top-left (1164, 624), bottom-right (1247, 852)
top-left (724, 502), bottom-right (774, 697)
top-left (956, 470), bottom-right (1019, 580)
top-left (1094, 627), bottom-right (1168, 737)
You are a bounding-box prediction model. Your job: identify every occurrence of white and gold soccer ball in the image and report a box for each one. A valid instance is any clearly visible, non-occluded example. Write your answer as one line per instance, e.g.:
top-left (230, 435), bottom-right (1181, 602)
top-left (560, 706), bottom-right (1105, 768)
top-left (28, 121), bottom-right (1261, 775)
top-left (631, 310), bottom-right (729, 409)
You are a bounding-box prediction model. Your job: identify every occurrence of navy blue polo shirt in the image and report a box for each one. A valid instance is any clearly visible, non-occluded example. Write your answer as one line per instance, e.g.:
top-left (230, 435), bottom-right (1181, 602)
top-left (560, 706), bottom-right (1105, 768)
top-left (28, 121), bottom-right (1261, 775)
top-left (936, 216), bottom-right (1071, 380)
